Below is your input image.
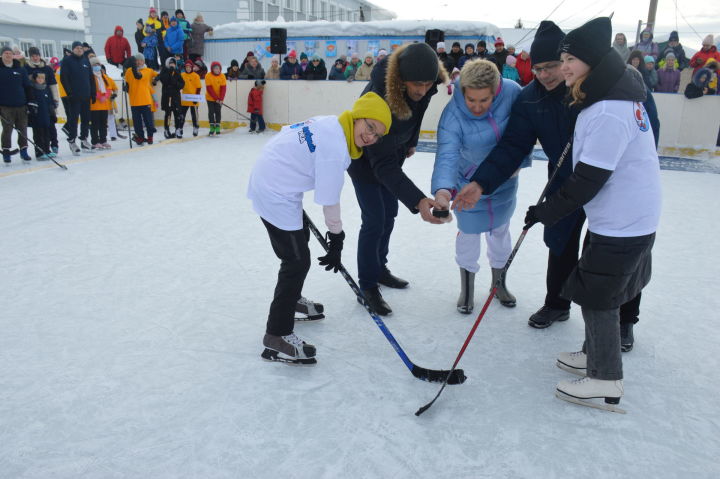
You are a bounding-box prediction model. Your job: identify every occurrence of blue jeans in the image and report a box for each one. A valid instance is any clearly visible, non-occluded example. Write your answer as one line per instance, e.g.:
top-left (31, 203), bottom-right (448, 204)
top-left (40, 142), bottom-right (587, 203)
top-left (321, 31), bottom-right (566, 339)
top-left (131, 105), bottom-right (156, 139)
top-left (250, 113), bottom-right (265, 131)
top-left (352, 178), bottom-right (399, 290)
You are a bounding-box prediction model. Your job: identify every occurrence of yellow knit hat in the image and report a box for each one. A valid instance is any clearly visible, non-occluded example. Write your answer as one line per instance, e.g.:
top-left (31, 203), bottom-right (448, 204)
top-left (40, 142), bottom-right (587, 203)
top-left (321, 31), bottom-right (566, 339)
top-left (350, 92), bottom-right (392, 134)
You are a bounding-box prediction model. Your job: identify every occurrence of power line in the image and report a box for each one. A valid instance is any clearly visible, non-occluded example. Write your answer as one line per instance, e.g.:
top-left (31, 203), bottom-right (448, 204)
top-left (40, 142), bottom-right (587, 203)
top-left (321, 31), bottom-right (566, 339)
top-left (672, 0), bottom-right (705, 41)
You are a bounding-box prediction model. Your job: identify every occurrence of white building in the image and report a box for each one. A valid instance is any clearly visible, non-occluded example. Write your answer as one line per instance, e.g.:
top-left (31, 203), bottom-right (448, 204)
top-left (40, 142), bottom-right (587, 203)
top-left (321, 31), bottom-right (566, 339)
top-left (82, 0), bottom-right (395, 51)
top-left (0, 1), bottom-right (84, 59)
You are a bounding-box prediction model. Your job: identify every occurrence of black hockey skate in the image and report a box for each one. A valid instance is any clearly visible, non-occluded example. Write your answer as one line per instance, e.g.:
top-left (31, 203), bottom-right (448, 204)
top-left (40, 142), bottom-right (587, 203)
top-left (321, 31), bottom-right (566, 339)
top-left (294, 296), bottom-right (325, 321)
top-left (261, 333), bottom-right (317, 365)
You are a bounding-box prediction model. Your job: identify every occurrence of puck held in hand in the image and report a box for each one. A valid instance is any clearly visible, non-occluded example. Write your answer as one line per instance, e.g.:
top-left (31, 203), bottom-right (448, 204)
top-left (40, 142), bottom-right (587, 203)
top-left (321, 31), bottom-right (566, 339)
top-left (432, 208), bottom-right (449, 218)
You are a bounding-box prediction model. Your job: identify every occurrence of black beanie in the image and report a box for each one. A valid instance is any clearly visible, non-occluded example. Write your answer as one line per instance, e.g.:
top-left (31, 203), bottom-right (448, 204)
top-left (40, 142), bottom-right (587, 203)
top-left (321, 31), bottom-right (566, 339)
top-left (477, 40), bottom-right (486, 48)
top-left (28, 46), bottom-right (40, 57)
top-left (452, 41), bottom-right (461, 48)
top-left (559, 17), bottom-right (613, 69)
top-left (669, 30), bottom-right (679, 42)
top-left (175, 9), bottom-right (185, 17)
top-left (230, 59), bottom-right (239, 67)
top-left (397, 43), bottom-right (439, 82)
top-left (464, 43), bottom-right (474, 51)
top-left (530, 21), bottom-right (565, 65)
top-left (71, 41), bottom-right (83, 50)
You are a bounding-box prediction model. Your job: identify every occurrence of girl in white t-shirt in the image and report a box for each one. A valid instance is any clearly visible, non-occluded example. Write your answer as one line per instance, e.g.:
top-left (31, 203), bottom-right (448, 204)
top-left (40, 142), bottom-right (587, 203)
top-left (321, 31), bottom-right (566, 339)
top-left (247, 92), bottom-right (392, 365)
top-left (524, 17), bottom-right (661, 411)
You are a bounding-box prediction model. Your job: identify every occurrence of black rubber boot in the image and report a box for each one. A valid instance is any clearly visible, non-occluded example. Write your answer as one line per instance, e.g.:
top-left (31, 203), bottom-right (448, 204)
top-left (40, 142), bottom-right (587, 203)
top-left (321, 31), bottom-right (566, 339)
top-left (358, 286), bottom-right (392, 316)
top-left (378, 267), bottom-right (409, 289)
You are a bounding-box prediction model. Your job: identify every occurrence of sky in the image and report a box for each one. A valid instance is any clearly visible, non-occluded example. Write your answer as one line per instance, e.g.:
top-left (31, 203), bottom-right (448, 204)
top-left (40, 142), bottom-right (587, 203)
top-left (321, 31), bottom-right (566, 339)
top-left (18, 0), bottom-right (720, 47)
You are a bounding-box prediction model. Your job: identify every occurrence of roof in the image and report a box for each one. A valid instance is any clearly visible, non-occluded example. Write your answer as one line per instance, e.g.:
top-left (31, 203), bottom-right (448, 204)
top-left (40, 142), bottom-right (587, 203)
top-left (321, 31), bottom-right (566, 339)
top-left (0, 2), bottom-right (84, 32)
top-left (213, 19), bottom-right (501, 39)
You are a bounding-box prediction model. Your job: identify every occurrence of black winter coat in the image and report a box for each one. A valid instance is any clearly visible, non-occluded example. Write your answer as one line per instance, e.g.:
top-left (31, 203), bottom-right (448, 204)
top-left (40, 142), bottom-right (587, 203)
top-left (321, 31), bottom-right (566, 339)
top-left (303, 60), bottom-right (327, 80)
top-left (60, 54), bottom-right (95, 100)
top-left (0, 59), bottom-right (31, 107)
top-left (28, 85), bottom-right (55, 128)
top-left (347, 54), bottom-right (440, 212)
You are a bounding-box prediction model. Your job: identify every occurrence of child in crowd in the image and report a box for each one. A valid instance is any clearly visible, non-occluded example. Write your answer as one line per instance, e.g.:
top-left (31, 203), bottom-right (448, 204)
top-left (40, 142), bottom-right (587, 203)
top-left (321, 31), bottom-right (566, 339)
top-left (27, 72), bottom-right (55, 160)
top-left (247, 79), bottom-right (266, 133)
top-left (205, 61), bottom-right (227, 136)
top-left (656, 52), bottom-right (681, 93)
top-left (141, 23), bottom-right (159, 70)
top-left (89, 57), bottom-right (115, 149)
top-left (156, 57), bottom-right (185, 138)
top-left (193, 58), bottom-right (207, 79)
top-left (642, 56), bottom-right (658, 90)
top-left (265, 58), bottom-right (280, 79)
top-left (502, 55), bottom-right (521, 83)
top-left (101, 65), bottom-right (124, 141)
top-left (180, 59), bottom-right (201, 137)
top-left (247, 92), bottom-right (392, 365)
top-left (124, 54), bottom-right (159, 145)
top-left (226, 59), bottom-right (241, 80)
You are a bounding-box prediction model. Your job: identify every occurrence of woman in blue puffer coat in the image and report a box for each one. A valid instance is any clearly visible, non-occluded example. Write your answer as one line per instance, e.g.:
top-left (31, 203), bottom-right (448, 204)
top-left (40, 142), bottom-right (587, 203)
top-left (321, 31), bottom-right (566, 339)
top-left (432, 59), bottom-right (530, 314)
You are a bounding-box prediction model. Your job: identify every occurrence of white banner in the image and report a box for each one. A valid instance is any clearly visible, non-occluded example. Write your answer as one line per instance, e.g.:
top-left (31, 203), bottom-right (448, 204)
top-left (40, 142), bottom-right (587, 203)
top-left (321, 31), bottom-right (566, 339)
top-left (181, 93), bottom-right (203, 103)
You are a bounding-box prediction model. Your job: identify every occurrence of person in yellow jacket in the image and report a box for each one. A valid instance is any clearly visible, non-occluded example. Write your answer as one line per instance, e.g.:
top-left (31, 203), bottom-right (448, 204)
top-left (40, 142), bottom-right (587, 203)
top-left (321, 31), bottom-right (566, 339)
top-left (124, 54), bottom-right (159, 145)
top-left (88, 57), bottom-right (117, 149)
top-left (205, 61), bottom-right (227, 136)
top-left (180, 59), bottom-right (201, 137)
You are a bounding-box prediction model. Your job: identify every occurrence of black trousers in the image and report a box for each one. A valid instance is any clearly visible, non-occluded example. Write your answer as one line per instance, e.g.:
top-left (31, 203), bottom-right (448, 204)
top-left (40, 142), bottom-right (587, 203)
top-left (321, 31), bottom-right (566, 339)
top-left (207, 102), bottom-right (222, 125)
top-left (249, 113), bottom-right (265, 132)
top-left (262, 218), bottom-right (311, 337)
top-left (63, 97), bottom-right (90, 141)
top-left (180, 105), bottom-right (198, 128)
top-left (90, 110), bottom-right (108, 145)
top-left (31, 127), bottom-right (50, 156)
top-left (545, 212), bottom-right (641, 324)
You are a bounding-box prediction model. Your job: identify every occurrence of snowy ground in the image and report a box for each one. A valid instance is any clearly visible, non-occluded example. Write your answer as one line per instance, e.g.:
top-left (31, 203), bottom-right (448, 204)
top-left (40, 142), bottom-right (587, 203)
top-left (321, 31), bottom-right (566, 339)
top-left (1, 126), bottom-right (719, 478)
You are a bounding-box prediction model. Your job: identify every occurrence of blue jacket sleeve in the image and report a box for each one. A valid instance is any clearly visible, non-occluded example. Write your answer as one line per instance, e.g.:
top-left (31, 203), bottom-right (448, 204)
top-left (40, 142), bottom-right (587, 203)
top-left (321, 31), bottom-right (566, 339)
top-left (470, 95), bottom-right (536, 195)
top-left (431, 109), bottom-right (462, 195)
top-left (643, 88), bottom-right (660, 148)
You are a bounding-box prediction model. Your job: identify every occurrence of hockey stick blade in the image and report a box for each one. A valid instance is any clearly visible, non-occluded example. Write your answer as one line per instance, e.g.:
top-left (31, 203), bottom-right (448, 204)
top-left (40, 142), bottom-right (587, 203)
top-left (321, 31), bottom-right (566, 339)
top-left (412, 365), bottom-right (466, 384)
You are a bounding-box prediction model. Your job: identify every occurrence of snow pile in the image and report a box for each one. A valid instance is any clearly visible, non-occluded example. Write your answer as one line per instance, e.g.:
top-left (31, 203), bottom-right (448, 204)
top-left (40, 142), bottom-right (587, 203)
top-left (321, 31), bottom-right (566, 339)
top-left (213, 19), bottom-right (501, 39)
top-left (0, 1), bottom-right (84, 31)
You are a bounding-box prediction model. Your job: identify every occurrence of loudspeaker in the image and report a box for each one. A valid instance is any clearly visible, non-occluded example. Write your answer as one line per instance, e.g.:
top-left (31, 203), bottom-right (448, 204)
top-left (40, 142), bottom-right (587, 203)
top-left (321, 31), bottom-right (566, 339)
top-left (270, 28), bottom-right (287, 54)
top-left (424, 29), bottom-right (445, 49)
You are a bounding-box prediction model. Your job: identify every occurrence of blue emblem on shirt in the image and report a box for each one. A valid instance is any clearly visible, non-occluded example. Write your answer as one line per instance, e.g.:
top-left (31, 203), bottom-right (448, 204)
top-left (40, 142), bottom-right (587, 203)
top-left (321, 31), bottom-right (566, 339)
top-left (298, 126), bottom-right (316, 153)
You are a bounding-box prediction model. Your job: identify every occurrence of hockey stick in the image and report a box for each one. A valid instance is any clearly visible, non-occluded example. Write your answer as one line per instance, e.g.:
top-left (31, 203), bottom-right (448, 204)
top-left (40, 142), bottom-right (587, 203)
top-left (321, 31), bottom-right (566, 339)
top-left (303, 211), bottom-right (466, 385)
top-left (416, 140), bottom-right (574, 416)
top-left (0, 111), bottom-right (67, 170)
top-left (220, 102), bottom-right (252, 122)
top-left (120, 78), bottom-right (133, 149)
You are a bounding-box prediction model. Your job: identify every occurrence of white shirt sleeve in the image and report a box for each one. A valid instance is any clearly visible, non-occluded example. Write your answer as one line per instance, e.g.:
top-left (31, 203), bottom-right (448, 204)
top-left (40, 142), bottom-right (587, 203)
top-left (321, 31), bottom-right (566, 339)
top-left (323, 204), bottom-right (342, 233)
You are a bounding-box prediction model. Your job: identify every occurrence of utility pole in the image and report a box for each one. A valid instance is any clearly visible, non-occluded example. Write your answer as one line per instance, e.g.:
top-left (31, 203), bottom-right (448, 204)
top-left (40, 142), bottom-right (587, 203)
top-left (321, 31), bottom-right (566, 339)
top-left (647, 0), bottom-right (659, 32)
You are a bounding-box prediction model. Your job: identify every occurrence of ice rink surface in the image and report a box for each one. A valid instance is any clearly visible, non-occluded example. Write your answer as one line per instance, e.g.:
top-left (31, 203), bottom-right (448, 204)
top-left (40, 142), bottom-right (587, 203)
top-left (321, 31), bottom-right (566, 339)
top-left (1, 128), bottom-right (718, 478)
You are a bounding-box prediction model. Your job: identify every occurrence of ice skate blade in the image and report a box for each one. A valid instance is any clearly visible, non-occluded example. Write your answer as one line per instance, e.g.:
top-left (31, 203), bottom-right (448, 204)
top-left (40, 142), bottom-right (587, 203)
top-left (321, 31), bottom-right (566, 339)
top-left (556, 360), bottom-right (587, 377)
top-left (261, 348), bottom-right (317, 366)
top-left (294, 313), bottom-right (325, 322)
top-left (555, 390), bottom-right (626, 414)
top-left (457, 306), bottom-right (473, 314)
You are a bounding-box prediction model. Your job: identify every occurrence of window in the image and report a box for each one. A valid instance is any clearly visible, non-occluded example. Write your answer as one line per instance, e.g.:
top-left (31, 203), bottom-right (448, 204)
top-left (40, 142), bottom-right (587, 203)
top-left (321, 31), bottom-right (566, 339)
top-left (0, 37), bottom-right (11, 49)
top-left (321, 1), bottom-right (327, 19)
top-left (61, 42), bottom-right (73, 54)
top-left (253, 0), bottom-right (264, 20)
top-left (284, 0), bottom-right (293, 8)
top-left (41, 41), bottom-right (55, 59)
top-left (156, 0), bottom-right (181, 11)
top-left (19, 39), bottom-right (35, 58)
top-left (329, 4), bottom-right (335, 20)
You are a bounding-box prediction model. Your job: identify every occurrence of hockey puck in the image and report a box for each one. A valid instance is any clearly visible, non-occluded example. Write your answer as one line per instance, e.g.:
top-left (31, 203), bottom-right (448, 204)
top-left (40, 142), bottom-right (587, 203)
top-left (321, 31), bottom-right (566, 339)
top-left (432, 208), bottom-right (449, 218)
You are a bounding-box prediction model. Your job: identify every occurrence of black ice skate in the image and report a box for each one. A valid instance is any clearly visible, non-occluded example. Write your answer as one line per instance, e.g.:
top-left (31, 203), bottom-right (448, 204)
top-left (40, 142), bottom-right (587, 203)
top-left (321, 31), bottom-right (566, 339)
top-left (261, 332), bottom-right (317, 365)
top-left (67, 139), bottom-right (81, 156)
top-left (294, 296), bottom-right (325, 321)
top-left (528, 305), bottom-right (570, 329)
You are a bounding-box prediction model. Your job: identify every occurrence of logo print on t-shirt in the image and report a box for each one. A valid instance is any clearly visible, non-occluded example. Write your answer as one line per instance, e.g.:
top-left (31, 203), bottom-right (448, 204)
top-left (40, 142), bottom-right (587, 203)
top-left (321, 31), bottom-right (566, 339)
top-left (298, 126), bottom-right (316, 153)
top-left (634, 102), bottom-right (649, 132)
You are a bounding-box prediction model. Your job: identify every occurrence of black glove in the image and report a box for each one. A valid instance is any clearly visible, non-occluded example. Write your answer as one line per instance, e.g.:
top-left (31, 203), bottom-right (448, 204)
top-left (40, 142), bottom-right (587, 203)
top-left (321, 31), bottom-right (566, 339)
top-left (122, 82), bottom-right (129, 93)
top-left (524, 205), bottom-right (540, 230)
top-left (27, 102), bottom-right (38, 115)
top-left (318, 231), bottom-right (345, 273)
top-left (110, 93), bottom-right (117, 100)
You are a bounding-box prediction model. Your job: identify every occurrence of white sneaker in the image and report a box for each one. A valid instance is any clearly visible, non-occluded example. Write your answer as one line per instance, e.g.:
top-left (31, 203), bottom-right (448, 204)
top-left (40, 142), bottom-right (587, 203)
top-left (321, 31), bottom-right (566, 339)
top-left (556, 377), bottom-right (625, 413)
top-left (557, 351), bottom-right (587, 376)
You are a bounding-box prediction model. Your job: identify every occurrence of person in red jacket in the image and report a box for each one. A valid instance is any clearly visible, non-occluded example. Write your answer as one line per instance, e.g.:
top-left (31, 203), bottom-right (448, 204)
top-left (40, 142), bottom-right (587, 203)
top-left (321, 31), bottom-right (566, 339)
top-left (104, 26), bottom-right (132, 68)
top-left (689, 35), bottom-right (720, 73)
top-left (515, 49), bottom-right (534, 86)
top-left (247, 79), bottom-right (265, 133)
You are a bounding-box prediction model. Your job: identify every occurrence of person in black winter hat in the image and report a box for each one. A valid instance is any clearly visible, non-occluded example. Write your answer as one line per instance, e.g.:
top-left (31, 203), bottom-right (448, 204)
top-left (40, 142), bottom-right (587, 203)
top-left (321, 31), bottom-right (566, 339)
top-left (347, 41), bottom-right (448, 316)
top-left (449, 41), bottom-right (463, 66)
top-left (226, 59), bottom-right (241, 80)
top-left (524, 17), bottom-right (661, 411)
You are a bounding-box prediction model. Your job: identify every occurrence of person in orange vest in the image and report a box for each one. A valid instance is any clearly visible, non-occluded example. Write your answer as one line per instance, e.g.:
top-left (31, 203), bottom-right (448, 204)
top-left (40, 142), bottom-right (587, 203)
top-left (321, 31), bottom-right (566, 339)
top-left (205, 61), bottom-right (226, 136)
top-left (89, 57), bottom-right (117, 149)
top-left (124, 54), bottom-right (158, 145)
top-left (179, 59), bottom-right (201, 138)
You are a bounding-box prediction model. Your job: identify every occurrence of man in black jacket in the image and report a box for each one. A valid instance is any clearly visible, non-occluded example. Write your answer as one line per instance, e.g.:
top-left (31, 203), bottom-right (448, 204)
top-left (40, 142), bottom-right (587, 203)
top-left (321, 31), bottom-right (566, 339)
top-left (348, 42), bottom-right (447, 316)
top-left (1, 46), bottom-right (32, 163)
top-left (60, 41), bottom-right (95, 154)
top-left (452, 21), bottom-right (656, 352)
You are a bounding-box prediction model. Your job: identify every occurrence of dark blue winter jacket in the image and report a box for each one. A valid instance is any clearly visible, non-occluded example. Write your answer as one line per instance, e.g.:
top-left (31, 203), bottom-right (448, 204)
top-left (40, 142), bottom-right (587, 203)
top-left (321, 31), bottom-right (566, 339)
top-left (28, 84), bottom-right (55, 128)
top-left (0, 59), bottom-right (31, 107)
top-left (60, 54), bottom-right (95, 100)
top-left (142, 33), bottom-right (159, 60)
top-left (279, 60), bottom-right (302, 79)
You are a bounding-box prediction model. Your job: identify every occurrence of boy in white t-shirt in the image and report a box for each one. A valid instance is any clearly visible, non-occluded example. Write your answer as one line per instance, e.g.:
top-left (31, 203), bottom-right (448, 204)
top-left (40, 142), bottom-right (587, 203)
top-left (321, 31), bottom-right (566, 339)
top-left (247, 92), bottom-right (392, 365)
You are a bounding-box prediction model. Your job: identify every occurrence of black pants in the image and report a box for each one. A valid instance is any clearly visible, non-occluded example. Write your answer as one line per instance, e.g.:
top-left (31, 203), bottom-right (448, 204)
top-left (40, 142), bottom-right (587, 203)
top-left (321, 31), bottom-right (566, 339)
top-left (249, 113), bottom-right (265, 132)
top-left (262, 218), bottom-right (311, 337)
top-left (130, 105), bottom-right (155, 139)
top-left (207, 101), bottom-right (221, 125)
top-left (90, 110), bottom-right (108, 145)
top-left (545, 213), bottom-right (641, 324)
top-left (63, 97), bottom-right (90, 141)
top-left (180, 105), bottom-right (198, 128)
top-left (31, 127), bottom-right (50, 156)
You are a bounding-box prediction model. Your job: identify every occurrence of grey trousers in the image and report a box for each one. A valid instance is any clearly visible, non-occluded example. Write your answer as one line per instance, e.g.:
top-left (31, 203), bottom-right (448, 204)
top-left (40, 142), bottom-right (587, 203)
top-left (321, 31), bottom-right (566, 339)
top-left (583, 306), bottom-right (623, 380)
top-left (1, 105), bottom-right (28, 151)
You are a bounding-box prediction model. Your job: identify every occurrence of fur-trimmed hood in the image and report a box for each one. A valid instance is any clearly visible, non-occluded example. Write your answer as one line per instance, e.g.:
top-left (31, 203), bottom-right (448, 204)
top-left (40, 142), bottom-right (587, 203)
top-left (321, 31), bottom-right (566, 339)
top-left (384, 44), bottom-right (449, 120)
